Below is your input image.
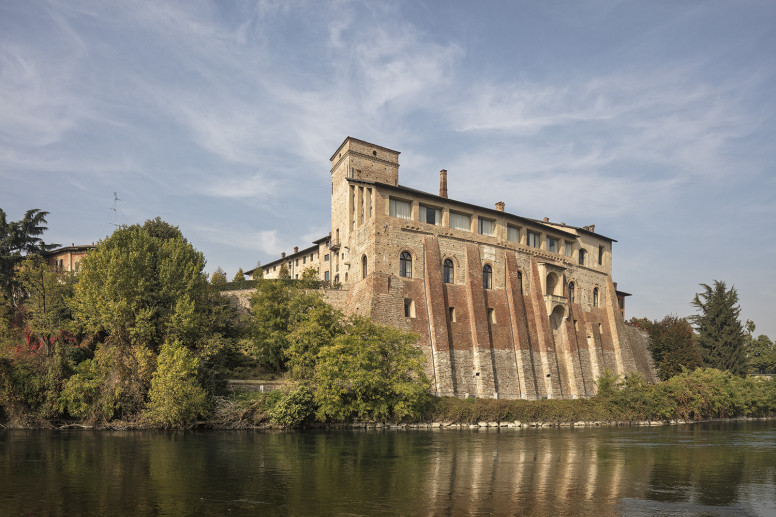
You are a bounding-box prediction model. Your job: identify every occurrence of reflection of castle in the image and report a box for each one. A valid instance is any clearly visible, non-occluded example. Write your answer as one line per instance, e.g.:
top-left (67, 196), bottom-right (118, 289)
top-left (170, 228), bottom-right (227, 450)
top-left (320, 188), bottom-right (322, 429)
top-left (249, 137), bottom-right (656, 398)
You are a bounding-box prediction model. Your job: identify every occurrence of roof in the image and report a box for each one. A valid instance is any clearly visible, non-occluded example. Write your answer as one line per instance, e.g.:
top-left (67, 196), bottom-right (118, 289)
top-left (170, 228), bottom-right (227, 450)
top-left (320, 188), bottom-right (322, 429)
top-left (329, 136), bottom-right (400, 162)
top-left (346, 178), bottom-right (617, 243)
top-left (43, 244), bottom-right (97, 256)
top-left (244, 241), bottom-right (325, 276)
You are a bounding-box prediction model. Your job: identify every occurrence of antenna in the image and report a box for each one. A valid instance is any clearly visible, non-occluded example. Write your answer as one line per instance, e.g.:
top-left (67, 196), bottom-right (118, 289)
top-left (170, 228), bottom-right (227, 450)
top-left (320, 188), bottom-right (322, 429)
top-left (111, 192), bottom-right (121, 227)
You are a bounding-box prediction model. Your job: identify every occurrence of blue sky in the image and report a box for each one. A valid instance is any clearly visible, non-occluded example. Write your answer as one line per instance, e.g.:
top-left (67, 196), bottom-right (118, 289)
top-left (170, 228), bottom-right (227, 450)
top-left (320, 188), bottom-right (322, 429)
top-left (1, 1), bottom-right (774, 336)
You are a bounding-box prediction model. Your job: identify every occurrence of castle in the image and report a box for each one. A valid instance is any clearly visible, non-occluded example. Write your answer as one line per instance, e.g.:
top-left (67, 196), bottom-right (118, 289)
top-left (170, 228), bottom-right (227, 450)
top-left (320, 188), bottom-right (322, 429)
top-left (248, 137), bottom-right (656, 399)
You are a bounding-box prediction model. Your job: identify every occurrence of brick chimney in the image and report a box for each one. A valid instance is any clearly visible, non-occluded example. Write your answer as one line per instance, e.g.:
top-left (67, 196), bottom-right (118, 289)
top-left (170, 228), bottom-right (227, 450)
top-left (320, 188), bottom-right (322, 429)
top-left (589, 224), bottom-right (595, 232)
top-left (495, 201), bottom-right (505, 212)
top-left (281, 252), bottom-right (286, 258)
top-left (294, 246), bottom-right (299, 253)
top-left (439, 169), bottom-right (448, 198)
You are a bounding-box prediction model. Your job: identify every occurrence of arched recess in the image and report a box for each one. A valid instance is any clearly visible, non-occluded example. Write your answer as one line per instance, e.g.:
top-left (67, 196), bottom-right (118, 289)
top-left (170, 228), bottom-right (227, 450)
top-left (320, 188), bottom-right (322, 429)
top-left (568, 281), bottom-right (575, 303)
top-left (546, 272), bottom-right (561, 296)
top-left (550, 304), bottom-right (566, 330)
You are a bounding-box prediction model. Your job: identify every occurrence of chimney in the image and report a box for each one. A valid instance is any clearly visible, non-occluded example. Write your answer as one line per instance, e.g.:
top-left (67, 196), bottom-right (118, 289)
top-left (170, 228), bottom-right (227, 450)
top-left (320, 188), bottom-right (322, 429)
top-left (439, 169), bottom-right (448, 198)
top-left (495, 201), bottom-right (505, 212)
top-left (281, 252), bottom-right (286, 258)
top-left (294, 246), bottom-right (299, 253)
top-left (589, 225), bottom-right (595, 232)
top-left (543, 217), bottom-right (549, 222)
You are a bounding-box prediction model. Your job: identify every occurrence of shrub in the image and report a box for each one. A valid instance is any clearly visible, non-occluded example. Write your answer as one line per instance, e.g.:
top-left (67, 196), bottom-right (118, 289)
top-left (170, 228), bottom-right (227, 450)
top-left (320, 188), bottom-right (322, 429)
top-left (268, 385), bottom-right (316, 428)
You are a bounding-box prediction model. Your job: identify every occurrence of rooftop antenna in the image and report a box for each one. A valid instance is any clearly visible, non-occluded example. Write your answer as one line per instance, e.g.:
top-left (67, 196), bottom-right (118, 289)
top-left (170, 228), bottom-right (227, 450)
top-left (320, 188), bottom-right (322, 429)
top-left (111, 192), bottom-right (121, 227)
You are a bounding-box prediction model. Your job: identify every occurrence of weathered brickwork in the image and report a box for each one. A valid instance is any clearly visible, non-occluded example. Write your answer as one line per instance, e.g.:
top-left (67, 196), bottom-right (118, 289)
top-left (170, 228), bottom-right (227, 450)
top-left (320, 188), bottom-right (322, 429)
top-left (250, 137), bottom-right (656, 399)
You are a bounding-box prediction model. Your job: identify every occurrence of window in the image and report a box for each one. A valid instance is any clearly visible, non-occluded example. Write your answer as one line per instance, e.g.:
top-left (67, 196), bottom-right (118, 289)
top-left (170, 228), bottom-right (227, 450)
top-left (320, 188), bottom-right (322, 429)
top-left (598, 245), bottom-right (604, 265)
top-left (507, 225), bottom-right (520, 243)
top-left (419, 205), bottom-right (441, 225)
top-left (483, 264), bottom-right (492, 289)
top-left (448, 307), bottom-right (456, 322)
top-left (565, 242), bottom-right (573, 258)
top-left (579, 249), bottom-right (587, 266)
top-left (362, 255), bottom-right (368, 279)
top-left (351, 187), bottom-right (356, 231)
top-left (404, 299), bottom-right (416, 318)
top-left (325, 271), bottom-right (330, 281)
top-left (324, 254), bottom-right (329, 262)
top-left (449, 211), bottom-right (471, 231)
top-left (478, 217), bottom-right (495, 236)
top-left (389, 198), bottom-right (412, 219)
top-left (488, 308), bottom-right (496, 324)
top-left (518, 271), bottom-right (523, 292)
top-left (568, 282), bottom-right (575, 303)
top-left (547, 237), bottom-right (558, 253)
top-left (360, 187), bottom-right (365, 224)
top-left (527, 231), bottom-right (540, 248)
top-left (400, 251), bottom-right (412, 278)
top-left (334, 274), bottom-right (339, 283)
top-left (303, 256), bottom-right (306, 264)
top-left (593, 287), bottom-right (599, 307)
top-left (368, 188), bottom-right (373, 218)
top-left (443, 259), bottom-right (454, 283)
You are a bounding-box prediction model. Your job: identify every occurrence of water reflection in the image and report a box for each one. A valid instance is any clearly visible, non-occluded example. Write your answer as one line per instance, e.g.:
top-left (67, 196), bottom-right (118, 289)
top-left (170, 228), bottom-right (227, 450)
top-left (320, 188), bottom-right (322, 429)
top-left (1, 421), bottom-right (774, 516)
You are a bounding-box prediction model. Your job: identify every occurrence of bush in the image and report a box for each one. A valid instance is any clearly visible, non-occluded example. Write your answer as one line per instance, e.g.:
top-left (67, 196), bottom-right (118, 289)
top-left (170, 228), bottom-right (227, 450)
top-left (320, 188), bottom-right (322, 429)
top-left (268, 385), bottom-right (316, 428)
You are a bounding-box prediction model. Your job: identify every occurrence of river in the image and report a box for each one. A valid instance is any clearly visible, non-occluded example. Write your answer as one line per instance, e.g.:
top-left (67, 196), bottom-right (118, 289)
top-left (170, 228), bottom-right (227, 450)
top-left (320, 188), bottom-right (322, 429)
top-left (1, 420), bottom-right (774, 516)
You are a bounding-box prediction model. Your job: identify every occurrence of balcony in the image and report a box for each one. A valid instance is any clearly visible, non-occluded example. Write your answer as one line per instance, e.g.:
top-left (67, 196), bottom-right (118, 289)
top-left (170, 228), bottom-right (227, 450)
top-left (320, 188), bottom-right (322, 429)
top-left (544, 294), bottom-right (569, 317)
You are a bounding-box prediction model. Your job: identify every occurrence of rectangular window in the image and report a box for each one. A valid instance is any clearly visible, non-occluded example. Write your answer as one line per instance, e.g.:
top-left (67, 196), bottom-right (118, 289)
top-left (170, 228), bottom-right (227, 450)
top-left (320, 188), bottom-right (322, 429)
top-left (324, 271), bottom-right (330, 281)
top-left (507, 225), bottom-right (520, 243)
top-left (419, 205), bottom-right (441, 225)
top-left (404, 299), bottom-right (416, 318)
top-left (478, 217), bottom-right (495, 236)
top-left (368, 188), bottom-right (373, 218)
top-left (296, 259), bottom-right (299, 266)
top-left (359, 187), bottom-right (364, 224)
top-left (389, 198), bottom-right (412, 219)
top-left (565, 242), bottom-right (573, 257)
top-left (449, 211), bottom-right (471, 231)
top-left (599, 245), bottom-right (604, 265)
top-left (324, 254), bottom-right (329, 262)
top-left (303, 257), bottom-right (306, 264)
top-left (547, 237), bottom-right (558, 253)
top-left (448, 307), bottom-right (456, 322)
top-left (352, 187), bottom-right (356, 231)
top-left (527, 231), bottom-right (540, 248)
top-left (488, 308), bottom-right (496, 324)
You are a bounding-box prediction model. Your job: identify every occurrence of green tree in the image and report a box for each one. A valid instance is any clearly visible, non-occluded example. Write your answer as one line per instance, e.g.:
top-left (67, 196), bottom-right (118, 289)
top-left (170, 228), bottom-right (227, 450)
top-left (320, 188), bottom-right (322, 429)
top-left (313, 316), bottom-right (430, 422)
top-left (746, 334), bottom-right (776, 374)
top-left (248, 278), bottom-right (293, 373)
top-left (210, 267), bottom-right (227, 286)
top-left (145, 341), bottom-right (209, 428)
top-left (233, 268), bottom-right (245, 282)
top-left (647, 315), bottom-right (703, 380)
top-left (286, 294), bottom-right (343, 380)
top-left (690, 281), bottom-right (747, 375)
top-left (0, 209), bottom-right (58, 305)
top-left (141, 216), bottom-right (185, 241)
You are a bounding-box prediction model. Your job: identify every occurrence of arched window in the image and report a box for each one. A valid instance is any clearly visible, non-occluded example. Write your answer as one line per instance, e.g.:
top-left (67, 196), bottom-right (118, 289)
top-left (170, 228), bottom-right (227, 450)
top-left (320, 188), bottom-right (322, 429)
top-left (399, 251), bottom-right (412, 278)
top-left (568, 282), bottom-right (575, 303)
top-left (362, 255), bottom-right (368, 279)
top-left (443, 259), bottom-right (454, 283)
top-left (483, 264), bottom-right (492, 289)
top-left (579, 249), bottom-right (587, 266)
top-left (593, 287), bottom-right (599, 307)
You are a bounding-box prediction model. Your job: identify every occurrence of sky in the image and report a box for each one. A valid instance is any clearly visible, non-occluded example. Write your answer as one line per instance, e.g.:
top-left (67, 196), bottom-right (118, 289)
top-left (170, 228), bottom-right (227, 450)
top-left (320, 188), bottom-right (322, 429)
top-left (1, 0), bottom-right (774, 337)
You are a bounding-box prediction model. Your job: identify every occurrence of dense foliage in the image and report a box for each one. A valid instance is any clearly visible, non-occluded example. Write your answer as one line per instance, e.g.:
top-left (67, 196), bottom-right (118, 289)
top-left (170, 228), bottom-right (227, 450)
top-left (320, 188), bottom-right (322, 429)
top-left (0, 209), bottom-right (57, 305)
top-left (691, 281), bottom-right (747, 375)
top-left (646, 315), bottom-right (703, 380)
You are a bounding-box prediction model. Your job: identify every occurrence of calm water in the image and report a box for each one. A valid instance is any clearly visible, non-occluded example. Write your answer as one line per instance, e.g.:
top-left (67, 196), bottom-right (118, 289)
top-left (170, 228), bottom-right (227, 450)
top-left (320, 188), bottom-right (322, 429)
top-left (1, 421), bottom-right (775, 516)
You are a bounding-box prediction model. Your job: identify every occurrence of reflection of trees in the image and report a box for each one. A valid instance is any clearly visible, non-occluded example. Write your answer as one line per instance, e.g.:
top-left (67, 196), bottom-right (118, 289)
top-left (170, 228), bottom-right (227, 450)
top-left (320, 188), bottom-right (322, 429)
top-left (0, 422), bottom-right (774, 515)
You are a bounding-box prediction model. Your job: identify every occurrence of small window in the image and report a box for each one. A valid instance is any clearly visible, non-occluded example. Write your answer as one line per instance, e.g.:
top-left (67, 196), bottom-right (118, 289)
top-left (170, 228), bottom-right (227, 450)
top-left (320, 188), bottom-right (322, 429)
top-left (400, 251), bottom-right (412, 278)
top-left (518, 271), bottom-right (523, 292)
top-left (296, 259), bottom-right (299, 266)
top-left (443, 259), bottom-right (454, 284)
top-left (598, 245), bottom-right (604, 265)
top-left (362, 255), bottom-right (368, 279)
top-left (303, 256), bottom-right (306, 264)
top-left (368, 188), bottom-right (373, 218)
top-left (324, 271), bottom-right (330, 281)
top-left (565, 242), bottom-right (573, 258)
top-left (449, 211), bottom-right (471, 231)
top-left (419, 205), bottom-right (441, 225)
top-left (547, 237), bottom-right (558, 253)
top-left (334, 274), bottom-right (339, 283)
top-left (478, 217), bottom-right (495, 236)
top-left (527, 231), bottom-right (540, 248)
top-left (389, 198), bottom-right (412, 219)
top-left (488, 308), bottom-right (496, 324)
top-left (579, 249), bottom-right (587, 266)
top-left (404, 299), bottom-right (416, 318)
top-left (273, 265), bottom-right (277, 271)
top-left (568, 282), bottom-right (575, 303)
top-left (507, 225), bottom-right (520, 243)
top-left (324, 254), bottom-right (329, 262)
top-left (295, 274), bottom-right (298, 279)
top-left (483, 264), bottom-right (493, 289)
top-left (593, 287), bottom-right (599, 307)
top-left (448, 307), bottom-right (456, 322)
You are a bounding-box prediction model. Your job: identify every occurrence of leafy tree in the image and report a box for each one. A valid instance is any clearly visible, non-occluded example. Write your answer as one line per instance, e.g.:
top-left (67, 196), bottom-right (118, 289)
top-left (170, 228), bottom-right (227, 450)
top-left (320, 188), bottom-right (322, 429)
top-left (286, 294), bottom-right (343, 380)
top-left (313, 317), bottom-right (430, 422)
top-left (141, 217), bottom-right (185, 241)
top-left (233, 268), bottom-right (245, 282)
top-left (145, 341), bottom-right (209, 428)
top-left (248, 278), bottom-right (293, 373)
top-left (278, 263), bottom-right (290, 280)
top-left (0, 209), bottom-right (58, 305)
top-left (210, 267), bottom-right (227, 286)
top-left (746, 334), bottom-right (776, 374)
top-left (690, 281), bottom-right (747, 375)
top-left (647, 315), bottom-right (703, 380)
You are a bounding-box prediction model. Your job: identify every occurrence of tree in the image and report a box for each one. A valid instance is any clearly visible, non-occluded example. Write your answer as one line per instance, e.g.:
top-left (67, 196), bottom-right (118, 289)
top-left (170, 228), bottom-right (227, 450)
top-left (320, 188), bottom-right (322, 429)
top-left (0, 209), bottom-right (58, 305)
top-left (647, 315), bottom-right (703, 380)
top-left (313, 317), bottom-right (430, 422)
top-left (210, 267), bottom-right (227, 286)
top-left (141, 217), bottom-right (185, 242)
top-left (690, 281), bottom-right (747, 375)
top-left (233, 268), bottom-right (245, 282)
top-left (746, 334), bottom-right (776, 374)
top-left (286, 295), bottom-right (343, 380)
top-left (248, 278), bottom-right (293, 373)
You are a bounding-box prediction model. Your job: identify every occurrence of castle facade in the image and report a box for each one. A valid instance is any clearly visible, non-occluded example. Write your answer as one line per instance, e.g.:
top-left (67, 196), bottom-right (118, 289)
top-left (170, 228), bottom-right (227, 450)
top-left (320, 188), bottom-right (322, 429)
top-left (251, 137), bottom-right (655, 399)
